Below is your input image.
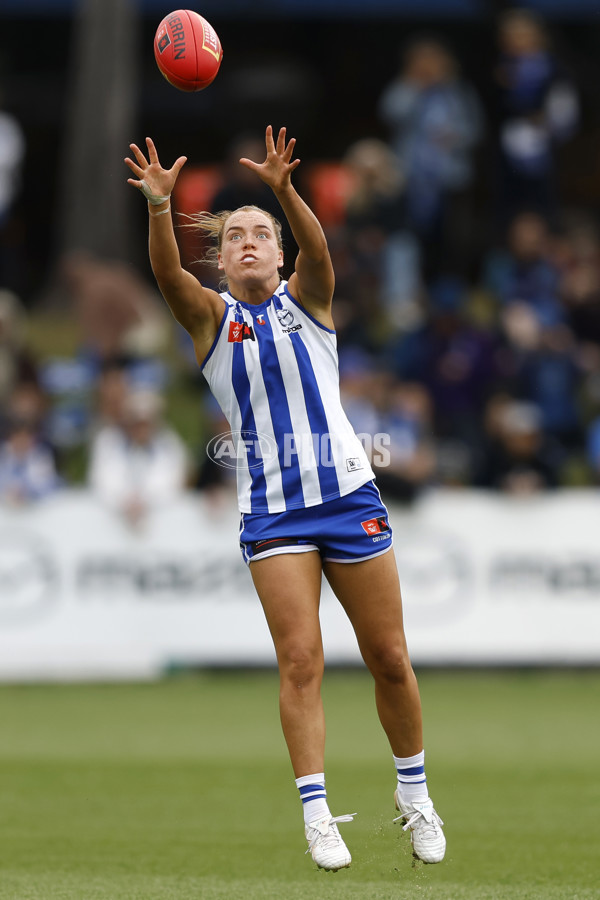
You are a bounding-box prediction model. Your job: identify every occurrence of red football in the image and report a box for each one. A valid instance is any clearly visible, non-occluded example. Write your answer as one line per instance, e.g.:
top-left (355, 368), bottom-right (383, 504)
top-left (154, 9), bottom-right (223, 92)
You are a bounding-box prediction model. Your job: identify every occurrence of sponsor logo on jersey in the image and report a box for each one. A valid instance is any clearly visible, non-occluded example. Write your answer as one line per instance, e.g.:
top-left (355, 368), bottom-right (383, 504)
top-left (361, 516), bottom-right (390, 536)
top-left (256, 314), bottom-right (266, 325)
top-left (276, 307), bottom-right (295, 327)
top-left (276, 307), bottom-right (302, 334)
top-left (228, 321), bottom-right (255, 343)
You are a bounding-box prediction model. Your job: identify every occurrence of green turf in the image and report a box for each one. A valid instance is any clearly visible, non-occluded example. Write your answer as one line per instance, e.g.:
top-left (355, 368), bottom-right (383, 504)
top-left (0, 670), bottom-right (598, 899)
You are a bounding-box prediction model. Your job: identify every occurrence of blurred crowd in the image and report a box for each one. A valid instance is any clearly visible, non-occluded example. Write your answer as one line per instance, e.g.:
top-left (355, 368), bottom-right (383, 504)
top-left (2, 8), bottom-right (600, 521)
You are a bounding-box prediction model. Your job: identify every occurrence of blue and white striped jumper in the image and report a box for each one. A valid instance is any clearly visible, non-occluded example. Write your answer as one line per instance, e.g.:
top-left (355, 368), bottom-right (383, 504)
top-left (201, 281), bottom-right (374, 514)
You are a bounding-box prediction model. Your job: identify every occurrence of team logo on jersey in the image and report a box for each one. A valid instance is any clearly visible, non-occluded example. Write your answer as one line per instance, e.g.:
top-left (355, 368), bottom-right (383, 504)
top-left (228, 321), bottom-right (255, 342)
top-left (276, 307), bottom-right (294, 327)
top-left (361, 516), bottom-right (390, 536)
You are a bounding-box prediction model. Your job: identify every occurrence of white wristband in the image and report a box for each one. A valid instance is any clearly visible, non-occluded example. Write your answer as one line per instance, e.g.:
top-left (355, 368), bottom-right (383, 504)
top-left (149, 203), bottom-right (171, 217)
top-left (141, 180), bottom-right (171, 206)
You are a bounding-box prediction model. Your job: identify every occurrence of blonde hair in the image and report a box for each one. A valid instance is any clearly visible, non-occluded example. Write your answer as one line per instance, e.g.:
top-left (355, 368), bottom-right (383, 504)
top-left (180, 205), bottom-right (284, 289)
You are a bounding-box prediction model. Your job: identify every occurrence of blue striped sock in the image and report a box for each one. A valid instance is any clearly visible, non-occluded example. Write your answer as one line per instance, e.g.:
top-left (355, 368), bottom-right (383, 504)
top-left (295, 772), bottom-right (330, 825)
top-left (393, 750), bottom-right (429, 804)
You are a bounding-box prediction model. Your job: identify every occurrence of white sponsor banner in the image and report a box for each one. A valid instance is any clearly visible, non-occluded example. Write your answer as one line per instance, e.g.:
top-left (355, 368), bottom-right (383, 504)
top-left (0, 489), bottom-right (599, 679)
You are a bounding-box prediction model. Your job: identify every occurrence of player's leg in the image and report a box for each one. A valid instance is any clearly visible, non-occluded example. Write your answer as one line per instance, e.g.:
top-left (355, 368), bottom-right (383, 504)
top-left (324, 548), bottom-right (421, 754)
top-left (323, 548), bottom-right (445, 864)
top-left (250, 550), bottom-right (353, 870)
top-left (250, 550), bottom-right (325, 776)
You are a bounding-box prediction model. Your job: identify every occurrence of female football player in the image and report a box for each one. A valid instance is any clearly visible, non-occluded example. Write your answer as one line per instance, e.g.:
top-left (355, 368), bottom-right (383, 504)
top-left (125, 126), bottom-right (445, 870)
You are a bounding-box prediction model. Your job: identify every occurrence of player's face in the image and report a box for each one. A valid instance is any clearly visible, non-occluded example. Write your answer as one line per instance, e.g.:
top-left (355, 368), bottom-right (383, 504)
top-left (218, 211), bottom-right (283, 285)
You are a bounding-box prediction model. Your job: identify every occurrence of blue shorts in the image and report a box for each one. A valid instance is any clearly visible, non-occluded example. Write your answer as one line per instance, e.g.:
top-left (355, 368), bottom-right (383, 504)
top-left (239, 480), bottom-right (393, 565)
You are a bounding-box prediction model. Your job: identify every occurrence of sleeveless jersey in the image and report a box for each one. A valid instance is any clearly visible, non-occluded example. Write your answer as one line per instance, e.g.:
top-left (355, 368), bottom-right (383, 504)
top-left (201, 281), bottom-right (374, 514)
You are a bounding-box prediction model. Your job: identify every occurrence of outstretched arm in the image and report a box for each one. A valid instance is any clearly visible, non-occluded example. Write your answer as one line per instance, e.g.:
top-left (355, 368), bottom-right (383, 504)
top-left (240, 126), bottom-right (335, 323)
top-left (125, 137), bottom-right (222, 358)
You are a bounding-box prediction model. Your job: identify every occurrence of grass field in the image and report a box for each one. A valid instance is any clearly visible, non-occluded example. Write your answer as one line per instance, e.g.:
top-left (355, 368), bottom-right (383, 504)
top-left (0, 669), bottom-right (598, 900)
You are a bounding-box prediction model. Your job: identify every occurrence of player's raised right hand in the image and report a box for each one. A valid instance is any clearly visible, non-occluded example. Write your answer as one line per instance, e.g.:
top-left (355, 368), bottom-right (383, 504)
top-left (125, 136), bottom-right (187, 202)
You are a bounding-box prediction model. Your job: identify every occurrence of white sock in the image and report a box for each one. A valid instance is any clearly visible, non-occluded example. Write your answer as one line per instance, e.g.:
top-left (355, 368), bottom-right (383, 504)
top-left (295, 772), bottom-right (331, 826)
top-left (393, 750), bottom-right (429, 805)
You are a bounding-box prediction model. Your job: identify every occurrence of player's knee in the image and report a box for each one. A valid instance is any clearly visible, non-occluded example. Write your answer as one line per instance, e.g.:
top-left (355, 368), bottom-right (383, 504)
top-left (368, 642), bottom-right (413, 685)
top-left (278, 643), bottom-right (323, 688)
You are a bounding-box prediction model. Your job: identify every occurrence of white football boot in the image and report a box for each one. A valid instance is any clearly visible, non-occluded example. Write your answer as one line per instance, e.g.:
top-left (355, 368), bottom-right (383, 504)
top-left (305, 813), bottom-right (355, 870)
top-left (394, 791), bottom-right (446, 864)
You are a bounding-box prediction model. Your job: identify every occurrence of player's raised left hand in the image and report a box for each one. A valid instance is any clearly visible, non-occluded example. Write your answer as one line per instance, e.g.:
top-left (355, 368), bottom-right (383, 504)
top-left (239, 125), bottom-right (300, 194)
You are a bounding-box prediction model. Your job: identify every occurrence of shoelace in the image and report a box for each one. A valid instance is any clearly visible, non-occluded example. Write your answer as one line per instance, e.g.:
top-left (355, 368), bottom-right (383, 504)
top-left (393, 808), bottom-right (444, 835)
top-left (306, 814), bottom-right (356, 853)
